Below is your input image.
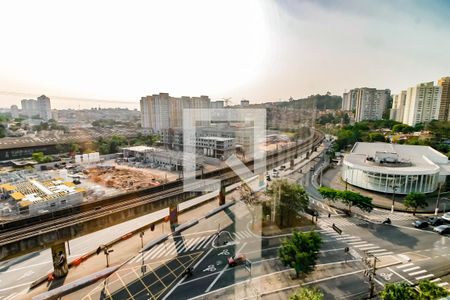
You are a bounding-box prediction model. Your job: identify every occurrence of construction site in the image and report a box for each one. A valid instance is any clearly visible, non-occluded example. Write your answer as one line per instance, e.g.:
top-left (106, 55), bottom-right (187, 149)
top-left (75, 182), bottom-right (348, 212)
top-left (84, 164), bottom-right (178, 192)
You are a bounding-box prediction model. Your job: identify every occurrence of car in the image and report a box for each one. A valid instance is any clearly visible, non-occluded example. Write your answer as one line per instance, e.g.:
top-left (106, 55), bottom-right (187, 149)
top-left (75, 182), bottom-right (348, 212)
top-left (413, 220), bottom-right (429, 229)
top-left (228, 254), bottom-right (246, 267)
top-left (279, 165), bottom-right (286, 170)
top-left (433, 225), bottom-right (450, 235)
top-left (266, 175), bottom-right (271, 181)
top-left (442, 212), bottom-right (450, 221)
top-left (427, 217), bottom-right (448, 227)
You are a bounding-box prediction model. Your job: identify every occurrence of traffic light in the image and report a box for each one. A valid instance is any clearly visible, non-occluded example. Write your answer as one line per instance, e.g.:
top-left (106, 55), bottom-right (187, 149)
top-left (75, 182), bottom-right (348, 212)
top-left (96, 246), bottom-right (102, 255)
top-left (150, 223), bottom-right (155, 231)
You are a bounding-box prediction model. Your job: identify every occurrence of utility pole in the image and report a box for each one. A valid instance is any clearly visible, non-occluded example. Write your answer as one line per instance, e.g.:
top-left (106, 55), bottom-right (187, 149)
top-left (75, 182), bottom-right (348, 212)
top-left (139, 231), bottom-right (144, 249)
top-left (391, 185), bottom-right (398, 213)
top-left (362, 251), bottom-right (379, 298)
top-left (435, 183), bottom-right (443, 215)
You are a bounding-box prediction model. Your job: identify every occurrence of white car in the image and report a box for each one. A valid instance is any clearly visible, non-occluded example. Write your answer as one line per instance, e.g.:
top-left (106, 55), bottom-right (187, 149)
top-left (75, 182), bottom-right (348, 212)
top-left (442, 212), bottom-right (450, 221)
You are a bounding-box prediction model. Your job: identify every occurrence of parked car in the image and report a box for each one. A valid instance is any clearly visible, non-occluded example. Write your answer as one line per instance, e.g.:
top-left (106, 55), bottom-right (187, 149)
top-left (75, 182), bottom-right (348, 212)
top-left (279, 165), bottom-right (286, 170)
top-left (427, 217), bottom-right (448, 227)
top-left (413, 220), bottom-right (429, 229)
top-left (228, 254), bottom-right (246, 267)
top-left (442, 212), bottom-right (450, 221)
top-left (433, 225), bottom-right (450, 235)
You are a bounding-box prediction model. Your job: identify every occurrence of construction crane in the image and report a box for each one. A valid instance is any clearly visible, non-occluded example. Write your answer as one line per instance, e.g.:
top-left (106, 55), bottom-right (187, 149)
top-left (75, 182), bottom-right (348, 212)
top-left (221, 97), bottom-right (232, 107)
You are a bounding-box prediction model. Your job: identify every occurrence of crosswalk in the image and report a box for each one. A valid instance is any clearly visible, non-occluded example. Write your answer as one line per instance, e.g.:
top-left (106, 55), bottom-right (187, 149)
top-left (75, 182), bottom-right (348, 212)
top-left (396, 263), bottom-right (449, 288)
top-left (127, 229), bottom-right (255, 264)
top-left (317, 219), bottom-right (394, 258)
top-left (318, 215), bottom-right (369, 228)
top-left (310, 198), bottom-right (340, 215)
top-left (369, 209), bottom-right (419, 223)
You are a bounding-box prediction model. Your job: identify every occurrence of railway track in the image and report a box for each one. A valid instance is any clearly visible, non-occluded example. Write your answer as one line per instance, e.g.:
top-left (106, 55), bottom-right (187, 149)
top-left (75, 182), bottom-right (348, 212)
top-left (0, 131), bottom-right (324, 246)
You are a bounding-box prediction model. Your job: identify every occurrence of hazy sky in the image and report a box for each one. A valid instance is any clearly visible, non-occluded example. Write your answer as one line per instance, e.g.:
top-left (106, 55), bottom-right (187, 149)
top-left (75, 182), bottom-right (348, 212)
top-left (1, 0), bottom-right (450, 109)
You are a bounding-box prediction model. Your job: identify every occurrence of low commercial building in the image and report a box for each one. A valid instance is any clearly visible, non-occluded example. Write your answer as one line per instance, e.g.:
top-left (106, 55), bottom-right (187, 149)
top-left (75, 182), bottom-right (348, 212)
top-left (0, 178), bottom-right (84, 215)
top-left (122, 146), bottom-right (185, 170)
top-left (342, 142), bottom-right (450, 194)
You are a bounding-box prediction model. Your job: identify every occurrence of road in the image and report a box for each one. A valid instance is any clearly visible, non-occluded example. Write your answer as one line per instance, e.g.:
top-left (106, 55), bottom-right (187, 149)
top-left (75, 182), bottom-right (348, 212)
top-left (9, 138), bottom-right (450, 299)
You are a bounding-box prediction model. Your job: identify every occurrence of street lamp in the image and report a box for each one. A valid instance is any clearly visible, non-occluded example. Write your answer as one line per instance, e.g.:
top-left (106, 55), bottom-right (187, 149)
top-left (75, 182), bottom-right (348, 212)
top-left (391, 185), bottom-right (398, 214)
top-left (435, 183), bottom-right (444, 215)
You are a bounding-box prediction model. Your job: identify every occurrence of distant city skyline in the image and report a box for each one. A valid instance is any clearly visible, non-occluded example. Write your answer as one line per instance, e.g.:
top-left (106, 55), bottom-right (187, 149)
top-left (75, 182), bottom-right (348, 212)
top-left (1, 0), bottom-right (450, 109)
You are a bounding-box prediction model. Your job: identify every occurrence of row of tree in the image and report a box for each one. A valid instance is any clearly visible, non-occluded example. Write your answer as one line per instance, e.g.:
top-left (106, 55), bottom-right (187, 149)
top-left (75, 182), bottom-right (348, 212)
top-left (380, 280), bottom-right (449, 300)
top-left (318, 186), bottom-right (373, 213)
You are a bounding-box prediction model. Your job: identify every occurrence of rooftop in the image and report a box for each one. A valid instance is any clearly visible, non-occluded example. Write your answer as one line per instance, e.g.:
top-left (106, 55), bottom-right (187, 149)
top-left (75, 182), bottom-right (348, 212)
top-left (345, 142), bottom-right (450, 175)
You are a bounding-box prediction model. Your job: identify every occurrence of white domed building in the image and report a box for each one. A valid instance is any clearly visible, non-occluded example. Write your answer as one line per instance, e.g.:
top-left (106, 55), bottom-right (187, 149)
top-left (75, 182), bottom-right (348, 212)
top-left (342, 142), bottom-right (450, 194)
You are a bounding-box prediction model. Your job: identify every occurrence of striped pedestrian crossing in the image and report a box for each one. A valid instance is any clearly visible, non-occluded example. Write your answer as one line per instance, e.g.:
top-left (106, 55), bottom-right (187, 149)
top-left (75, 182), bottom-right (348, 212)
top-left (395, 262), bottom-right (449, 288)
top-left (127, 229), bottom-right (255, 264)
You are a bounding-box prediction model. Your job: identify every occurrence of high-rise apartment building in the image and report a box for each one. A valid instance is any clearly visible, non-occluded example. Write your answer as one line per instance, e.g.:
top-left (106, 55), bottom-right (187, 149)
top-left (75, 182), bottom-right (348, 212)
top-left (342, 89), bottom-right (358, 111)
top-left (390, 90), bottom-right (407, 122)
top-left (402, 82), bottom-right (441, 126)
top-left (140, 93), bottom-right (211, 132)
top-left (37, 95), bottom-right (52, 121)
top-left (354, 88), bottom-right (390, 122)
top-left (438, 77), bottom-right (450, 121)
top-left (20, 95), bottom-right (52, 120)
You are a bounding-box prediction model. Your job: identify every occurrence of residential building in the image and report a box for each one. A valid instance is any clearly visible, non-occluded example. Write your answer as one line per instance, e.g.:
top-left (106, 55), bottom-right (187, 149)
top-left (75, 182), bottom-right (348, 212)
top-left (241, 99), bottom-right (250, 107)
top-left (37, 95), bottom-right (52, 121)
top-left (390, 91), bottom-right (407, 122)
top-left (10, 105), bottom-right (19, 119)
top-left (342, 89), bottom-right (358, 111)
top-left (438, 77), bottom-right (450, 121)
top-left (140, 93), bottom-right (211, 133)
top-left (21, 99), bottom-right (37, 118)
top-left (403, 82), bottom-right (441, 126)
top-left (210, 101), bottom-right (224, 109)
top-left (20, 95), bottom-right (52, 121)
top-left (354, 88), bottom-right (390, 122)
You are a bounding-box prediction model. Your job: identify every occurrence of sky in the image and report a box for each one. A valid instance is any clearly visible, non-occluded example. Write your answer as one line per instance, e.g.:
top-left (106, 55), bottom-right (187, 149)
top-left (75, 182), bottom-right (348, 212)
top-left (1, 0), bottom-right (450, 109)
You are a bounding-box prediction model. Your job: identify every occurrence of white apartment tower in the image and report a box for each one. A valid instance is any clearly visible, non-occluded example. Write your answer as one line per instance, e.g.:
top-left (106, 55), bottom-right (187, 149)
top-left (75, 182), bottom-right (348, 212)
top-left (140, 93), bottom-right (211, 133)
top-left (37, 95), bottom-right (52, 121)
top-left (342, 89), bottom-right (358, 111)
top-left (390, 90), bottom-right (407, 122)
top-left (403, 82), bottom-right (442, 126)
top-left (354, 88), bottom-right (390, 122)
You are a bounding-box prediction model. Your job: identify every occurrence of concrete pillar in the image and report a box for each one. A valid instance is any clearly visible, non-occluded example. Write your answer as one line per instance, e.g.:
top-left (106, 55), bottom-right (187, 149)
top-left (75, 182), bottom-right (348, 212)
top-left (169, 203), bottom-right (178, 226)
top-left (219, 181), bottom-right (226, 205)
top-left (51, 242), bottom-right (69, 278)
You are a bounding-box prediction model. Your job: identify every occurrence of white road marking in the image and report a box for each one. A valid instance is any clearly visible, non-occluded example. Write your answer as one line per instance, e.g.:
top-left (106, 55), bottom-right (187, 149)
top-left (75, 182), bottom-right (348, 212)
top-left (430, 278), bottom-right (441, 282)
top-left (359, 246), bottom-right (380, 251)
top-left (205, 242), bottom-right (247, 293)
top-left (190, 236), bottom-right (206, 251)
top-left (367, 249), bottom-right (388, 253)
top-left (416, 274), bottom-right (434, 280)
top-left (403, 266), bottom-right (420, 272)
top-left (167, 240), bottom-right (184, 255)
top-left (185, 238), bottom-right (202, 252)
top-left (387, 267), bottom-right (413, 285)
top-left (409, 270), bottom-right (426, 276)
top-left (348, 241), bottom-right (368, 245)
top-left (438, 282), bottom-right (449, 287)
top-left (354, 243), bottom-right (374, 248)
top-left (376, 252), bottom-right (394, 256)
top-left (162, 248), bottom-right (214, 300)
top-left (397, 263), bottom-right (414, 269)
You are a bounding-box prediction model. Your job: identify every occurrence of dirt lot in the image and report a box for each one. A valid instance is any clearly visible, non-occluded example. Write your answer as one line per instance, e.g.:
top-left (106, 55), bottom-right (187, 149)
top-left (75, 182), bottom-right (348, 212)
top-left (84, 165), bottom-right (173, 191)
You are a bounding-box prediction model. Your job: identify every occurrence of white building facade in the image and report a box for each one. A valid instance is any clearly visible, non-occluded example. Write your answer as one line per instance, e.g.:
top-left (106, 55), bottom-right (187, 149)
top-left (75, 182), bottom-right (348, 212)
top-left (402, 82), bottom-right (442, 126)
top-left (390, 90), bottom-right (407, 122)
top-left (342, 142), bottom-right (450, 194)
top-left (354, 88), bottom-right (390, 122)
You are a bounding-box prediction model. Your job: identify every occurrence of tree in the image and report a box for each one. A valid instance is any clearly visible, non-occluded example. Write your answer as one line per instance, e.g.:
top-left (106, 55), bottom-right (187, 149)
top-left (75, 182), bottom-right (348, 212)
top-left (31, 152), bottom-right (52, 163)
top-left (278, 231), bottom-right (322, 278)
top-left (417, 279), bottom-right (450, 299)
top-left (379, 280), bottom-right (449, 300)
top-left (318, 186), bottom-right (338, 202)
top-left (404, 192), bottom-right (427, 215)
top-left (380, 282), bottom-right (417, 300)
top-left (368, 132), bottom-right (386, 142)
top-left (290, 287), bottom-right (324, 300)
top-left (267, 179), bottom-right (309, 227)
top-left (319, 187), bottom-right (373, 213)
